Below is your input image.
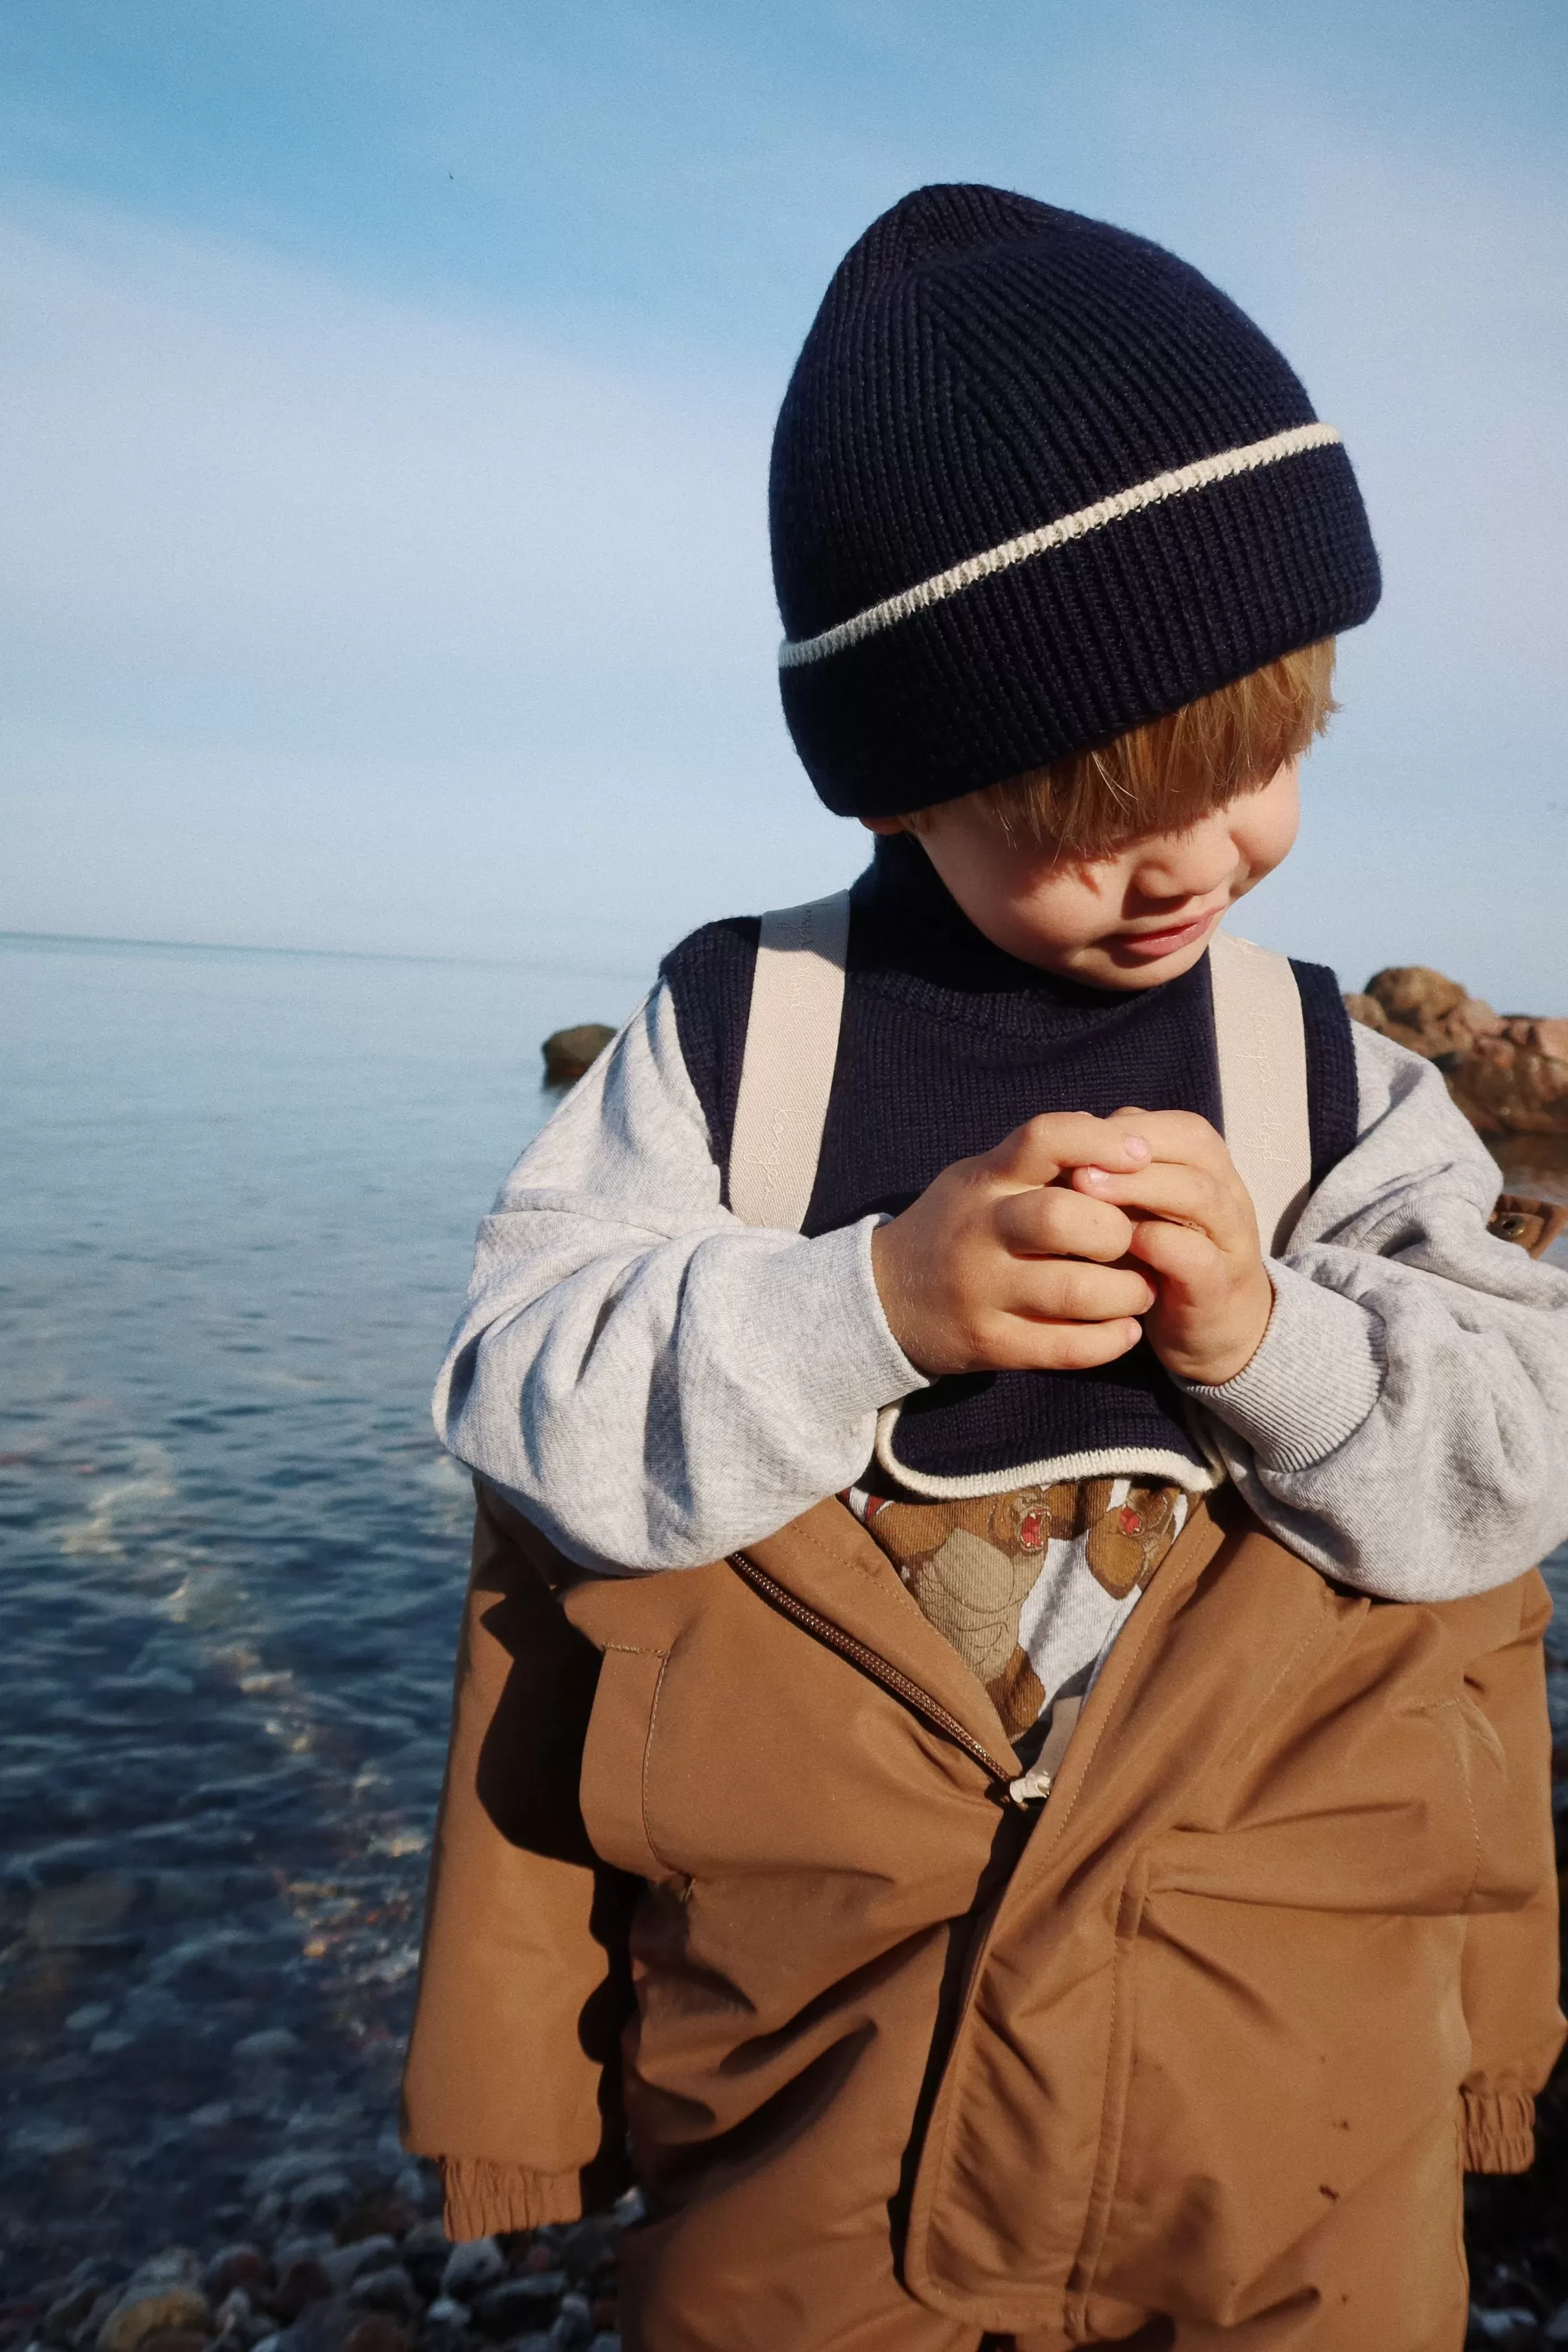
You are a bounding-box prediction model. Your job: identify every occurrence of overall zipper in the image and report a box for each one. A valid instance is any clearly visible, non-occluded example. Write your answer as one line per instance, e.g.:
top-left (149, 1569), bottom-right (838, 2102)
top-left (726, 1549), bottom-right (1025, 1794)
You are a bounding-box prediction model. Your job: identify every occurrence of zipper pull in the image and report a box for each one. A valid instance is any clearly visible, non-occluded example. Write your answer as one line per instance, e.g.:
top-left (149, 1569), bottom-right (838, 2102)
top-left (1007, 1765), bottom-right (1052, 1807)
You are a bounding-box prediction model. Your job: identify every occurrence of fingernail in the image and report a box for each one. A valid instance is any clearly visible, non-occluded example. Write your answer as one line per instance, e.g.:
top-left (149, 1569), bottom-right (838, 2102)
top-left (1082, 1165), bottom-right (1110, 1186)
top-left (1124, 1137), bottom-right (1151, 1164)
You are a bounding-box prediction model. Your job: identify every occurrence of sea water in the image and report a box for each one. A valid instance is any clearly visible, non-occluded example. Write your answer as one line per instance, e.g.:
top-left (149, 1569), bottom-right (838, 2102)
top-left (2, 930), bottom-right (1564, 2287)
top-left (0, 931), bottom-right (648, 2285)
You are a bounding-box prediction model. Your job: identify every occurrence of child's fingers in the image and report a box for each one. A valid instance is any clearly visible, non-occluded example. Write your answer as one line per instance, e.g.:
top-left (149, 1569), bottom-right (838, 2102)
top-left (993, 1186), bottom-right (1136, 1263)
top-left (1071, 1159), bottom-right (1254, 1251)
top-left (1123, 1216), bottom-right (1222, 1287)
top-left (1102, 1106), bottom-right (1232, 1174)
top-left (985, 1112), bottom-right (1152, 1189)
top-left (1072, 1152), bottom-right (1241, 1232)
top-left (1000, 1258), bottom-right (1157, 1324)
top-left (987, 1315), bottom-right (1145, 1373)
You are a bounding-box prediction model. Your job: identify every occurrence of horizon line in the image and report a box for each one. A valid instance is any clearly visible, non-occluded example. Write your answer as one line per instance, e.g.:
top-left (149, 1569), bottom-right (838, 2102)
top-left (0, 924), bottom-right (664, 979)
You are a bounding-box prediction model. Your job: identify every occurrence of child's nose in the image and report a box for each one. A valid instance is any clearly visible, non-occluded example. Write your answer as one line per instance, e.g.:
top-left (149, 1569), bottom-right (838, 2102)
top-left (1129, 812), bottom-right (1237, 901)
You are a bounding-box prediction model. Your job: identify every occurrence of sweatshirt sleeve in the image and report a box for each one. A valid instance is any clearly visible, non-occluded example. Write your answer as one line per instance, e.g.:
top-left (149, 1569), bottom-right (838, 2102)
top-left (1179, 1023), bottom-right (1568, 1600)
top-left (433, 982), bottom-right (927, 1571)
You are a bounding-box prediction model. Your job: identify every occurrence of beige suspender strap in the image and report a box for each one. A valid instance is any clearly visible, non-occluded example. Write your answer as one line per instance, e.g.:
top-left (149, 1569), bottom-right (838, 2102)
top-left (1207, 929), bottom-right (1313, 1255)
top-left (728, 890), bottom-right (852, 1232)
top-left (729, 905), bottom-right (1312, 1254)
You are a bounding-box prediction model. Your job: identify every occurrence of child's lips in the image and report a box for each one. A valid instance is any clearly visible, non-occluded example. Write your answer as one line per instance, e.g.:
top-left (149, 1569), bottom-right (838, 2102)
top-left (1112, 906), bottom-right (1223, 960)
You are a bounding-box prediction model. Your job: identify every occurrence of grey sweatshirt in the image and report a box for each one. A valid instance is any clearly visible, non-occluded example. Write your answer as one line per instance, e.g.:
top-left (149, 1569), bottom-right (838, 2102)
top-left (434, 981), bottom-right (1568, 1610)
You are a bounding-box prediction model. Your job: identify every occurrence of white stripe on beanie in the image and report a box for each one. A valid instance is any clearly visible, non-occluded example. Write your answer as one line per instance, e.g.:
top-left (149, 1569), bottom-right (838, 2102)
top-left (778, 421), bottom-right (1343, 670)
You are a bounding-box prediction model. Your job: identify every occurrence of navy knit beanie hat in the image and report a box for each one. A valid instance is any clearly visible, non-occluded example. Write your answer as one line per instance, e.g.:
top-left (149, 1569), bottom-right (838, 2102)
top-left (771, 184), bottom-right (1381, 819)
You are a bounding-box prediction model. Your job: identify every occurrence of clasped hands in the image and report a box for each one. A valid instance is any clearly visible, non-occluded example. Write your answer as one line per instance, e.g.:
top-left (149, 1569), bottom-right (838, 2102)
top-left (869, 1110), bottom-right (1274, 1390)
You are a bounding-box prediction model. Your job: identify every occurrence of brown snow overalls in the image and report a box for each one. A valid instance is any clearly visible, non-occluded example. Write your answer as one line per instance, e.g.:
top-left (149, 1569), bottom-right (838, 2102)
top-left (402, 904), bottom-right (1565, 2350)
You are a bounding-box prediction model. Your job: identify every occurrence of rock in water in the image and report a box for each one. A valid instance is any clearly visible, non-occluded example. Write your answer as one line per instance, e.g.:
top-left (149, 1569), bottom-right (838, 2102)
top-left (1447, 1017), bottom-right (1568, 1136)
top-left (542, 1025), bottom-right (616, 1086)
top-left (1353, 967), bottom-right (1503, 1059)
top-left (1345, 969), bottom-right (1568, 1136)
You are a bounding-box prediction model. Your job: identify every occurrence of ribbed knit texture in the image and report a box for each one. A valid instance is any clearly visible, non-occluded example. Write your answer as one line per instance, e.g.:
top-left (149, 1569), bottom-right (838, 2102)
top-left (771, 183), bottom-right (1381, 817)
top-left (662, 833), bottom-right (1359, 1486)
top-left (1460, 2087), bottom-right (1537, 2176)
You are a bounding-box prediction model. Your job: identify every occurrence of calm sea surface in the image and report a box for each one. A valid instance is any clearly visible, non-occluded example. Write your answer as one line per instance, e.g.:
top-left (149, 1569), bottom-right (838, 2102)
top-left (3, 931), bottom-right (1564, 2289)
top-left (0, 931), bottom-right (648, 2287)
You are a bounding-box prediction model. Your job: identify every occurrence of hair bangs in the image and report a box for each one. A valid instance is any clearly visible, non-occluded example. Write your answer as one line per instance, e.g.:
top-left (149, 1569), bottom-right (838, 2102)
top-left (915, 640), bottom-right (1337, 859)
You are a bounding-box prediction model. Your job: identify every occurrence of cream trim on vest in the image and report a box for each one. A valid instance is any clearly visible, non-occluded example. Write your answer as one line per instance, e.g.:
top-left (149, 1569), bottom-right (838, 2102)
top-left (728, 891), bottom-right (851, 1232)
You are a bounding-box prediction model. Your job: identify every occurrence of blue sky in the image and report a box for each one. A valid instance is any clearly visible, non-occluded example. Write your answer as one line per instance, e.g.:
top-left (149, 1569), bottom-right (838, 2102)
top-left (3, 2), bottom-right (1566, 999)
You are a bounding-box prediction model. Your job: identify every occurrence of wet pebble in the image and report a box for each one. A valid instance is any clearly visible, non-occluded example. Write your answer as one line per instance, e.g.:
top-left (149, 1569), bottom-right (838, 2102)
top-left (42, 2283), bottom-right (108, 2343)
top-left (270, 2244), bottom-right (333, 2281)
top-left (340, 2201), bottom-right (416, 2251)
top-left (270, 2265), bottom-right (332, 2326)
top-left (417, 2302), bottom-right (466, 2335)
top-left (285, 2186), bottom-right (350, 2241)
top-left (1468, 2312), bottom-right (1542, 2348)
top-left (550, 2293), bottom-right (593, 2349)
top-left (434, 2247), bottom-right (499, 2305)
top-left (202, 2253), bottom-right (273, 2304)
top-left (554, 2227), bottom-right (615, 2289)
top-left (270, 2296), bottom-right (358, 2352)
top-left (470, 2277), bottom-right (564, 2338)
top-left (318, 2248), bottom-right (395, 2297)
top-left (344, 2274), bottom-right (416, 2326)
top-left (13, 2147), bottom-right (611, 2352)
top-left (339, 2322), bottom-right (409, 2352)
top-left (96, 2285), bottom-right (209, 2352)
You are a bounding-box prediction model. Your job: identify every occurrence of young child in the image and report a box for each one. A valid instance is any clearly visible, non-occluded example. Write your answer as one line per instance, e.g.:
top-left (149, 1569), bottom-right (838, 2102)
top-left (404, 187), bottom-right (1568, 2352)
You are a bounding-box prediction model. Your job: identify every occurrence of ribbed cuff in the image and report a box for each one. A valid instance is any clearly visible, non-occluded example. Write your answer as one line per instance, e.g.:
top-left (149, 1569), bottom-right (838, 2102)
top-left (1461, 2087), bottom-right (1536, 2175)
top-left (439, 2154), bottom-right (586, 2238)
top-left (1179, 1261), bottom-right (1384, 1472)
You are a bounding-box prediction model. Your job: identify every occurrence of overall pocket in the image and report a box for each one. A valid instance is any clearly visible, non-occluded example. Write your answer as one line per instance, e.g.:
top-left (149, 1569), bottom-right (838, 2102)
top-left (1087, 1679), bottom-right (1488, 2318)
top-left (577, 1643), bottom-right (671, 1882)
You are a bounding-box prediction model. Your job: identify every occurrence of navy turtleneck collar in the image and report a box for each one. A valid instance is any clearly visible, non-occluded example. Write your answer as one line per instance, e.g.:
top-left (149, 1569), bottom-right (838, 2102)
top-left (851, 828), bottom-right (1127, 1004)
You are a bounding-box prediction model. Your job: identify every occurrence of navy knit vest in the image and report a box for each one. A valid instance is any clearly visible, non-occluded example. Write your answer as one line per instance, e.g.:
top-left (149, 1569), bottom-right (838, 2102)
top-left (662, 833), bottom-right (1358, 1490)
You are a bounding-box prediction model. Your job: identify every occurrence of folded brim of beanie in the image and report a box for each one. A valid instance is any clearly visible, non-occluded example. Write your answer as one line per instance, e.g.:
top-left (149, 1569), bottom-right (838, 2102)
top-left (779, 431), bottom-right (1379, 821)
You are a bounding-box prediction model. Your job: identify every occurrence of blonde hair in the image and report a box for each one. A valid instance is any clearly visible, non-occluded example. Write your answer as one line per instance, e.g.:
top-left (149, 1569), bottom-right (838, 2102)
top-left (911, 638), bottom-right (1337, 859)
